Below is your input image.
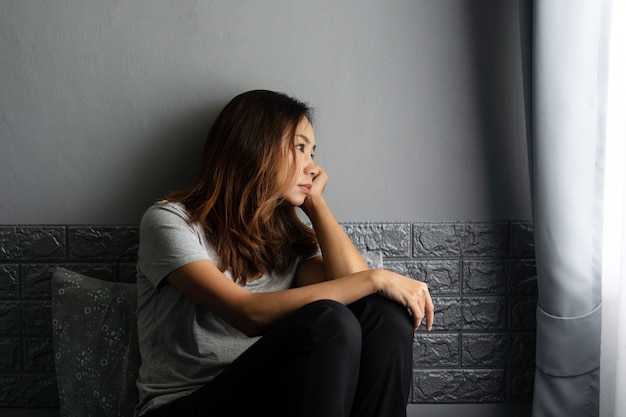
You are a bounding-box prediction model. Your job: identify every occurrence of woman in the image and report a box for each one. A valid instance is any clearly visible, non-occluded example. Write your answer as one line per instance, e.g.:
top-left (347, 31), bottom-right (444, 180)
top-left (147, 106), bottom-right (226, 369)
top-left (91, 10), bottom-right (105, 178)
top-left (135, 90), bottom-right (434, 417)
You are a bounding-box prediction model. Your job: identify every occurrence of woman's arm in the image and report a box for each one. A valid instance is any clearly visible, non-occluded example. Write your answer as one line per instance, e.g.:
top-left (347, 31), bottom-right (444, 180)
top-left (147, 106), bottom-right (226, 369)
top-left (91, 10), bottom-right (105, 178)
top-left (167, 258), bottom-right (433, 337)
top-left (294, 166), bottom-right (434, 331)
top-left (299, 168), bottom-right (369, 280)
top-left (168, 259), bottom-right (378, 337)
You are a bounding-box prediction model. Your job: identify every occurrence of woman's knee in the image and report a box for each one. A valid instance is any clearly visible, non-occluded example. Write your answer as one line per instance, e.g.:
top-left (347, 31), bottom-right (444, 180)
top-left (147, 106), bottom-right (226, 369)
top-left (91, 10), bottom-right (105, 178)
top-left (301, 299), bottom-right (362, 352)
top-left (352, 295), bottom-right (414, 344)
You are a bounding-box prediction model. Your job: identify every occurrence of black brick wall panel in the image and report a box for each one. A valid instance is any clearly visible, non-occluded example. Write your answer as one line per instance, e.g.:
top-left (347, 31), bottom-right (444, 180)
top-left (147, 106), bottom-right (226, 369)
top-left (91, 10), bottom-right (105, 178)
top-left (0, 222), bottom-right (536, 407)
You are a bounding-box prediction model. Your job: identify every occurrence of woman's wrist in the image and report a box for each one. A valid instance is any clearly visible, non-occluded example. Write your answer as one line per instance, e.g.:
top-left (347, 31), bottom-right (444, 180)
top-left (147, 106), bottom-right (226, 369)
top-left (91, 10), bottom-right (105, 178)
top-left (371, 269), bottom-right (386, 293)
top-left (301, 194), bottom-right (328, 220)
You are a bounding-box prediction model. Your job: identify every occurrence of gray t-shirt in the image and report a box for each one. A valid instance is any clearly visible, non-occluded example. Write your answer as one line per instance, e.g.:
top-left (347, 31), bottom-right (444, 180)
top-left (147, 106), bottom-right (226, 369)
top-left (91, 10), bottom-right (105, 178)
top-left (134, 201), bottom-right (298, 416)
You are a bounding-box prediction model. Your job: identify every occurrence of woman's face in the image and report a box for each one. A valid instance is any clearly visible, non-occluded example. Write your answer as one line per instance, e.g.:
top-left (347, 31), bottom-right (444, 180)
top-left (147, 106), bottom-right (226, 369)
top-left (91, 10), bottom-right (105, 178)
top-left (282, 117), bottom-right (319, 207)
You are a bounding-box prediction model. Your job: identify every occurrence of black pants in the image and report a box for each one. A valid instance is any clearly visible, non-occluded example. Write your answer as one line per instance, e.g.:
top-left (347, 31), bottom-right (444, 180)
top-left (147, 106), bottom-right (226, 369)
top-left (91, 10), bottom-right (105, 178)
top-left (145, 295), bottom-right (414, 417)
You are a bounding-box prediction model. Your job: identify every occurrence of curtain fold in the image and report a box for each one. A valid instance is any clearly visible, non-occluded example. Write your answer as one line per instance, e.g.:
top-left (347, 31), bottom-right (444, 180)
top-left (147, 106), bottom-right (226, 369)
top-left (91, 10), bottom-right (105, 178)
top-left (530, 1), bottom-right (611, 416)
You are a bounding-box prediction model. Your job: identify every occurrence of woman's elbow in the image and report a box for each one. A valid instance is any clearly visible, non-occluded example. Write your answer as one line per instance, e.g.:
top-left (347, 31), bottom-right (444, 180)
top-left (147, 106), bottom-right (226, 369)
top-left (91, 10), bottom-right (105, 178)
top-left (236, 309), bottom-right (272, 337)
top-left (240, 325), bottom-right (264, 338)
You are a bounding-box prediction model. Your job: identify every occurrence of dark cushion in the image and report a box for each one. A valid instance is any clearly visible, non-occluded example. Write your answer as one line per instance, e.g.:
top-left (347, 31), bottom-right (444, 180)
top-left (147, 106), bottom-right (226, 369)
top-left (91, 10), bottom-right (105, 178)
top-left (51, 267), bottom-right (140, 417)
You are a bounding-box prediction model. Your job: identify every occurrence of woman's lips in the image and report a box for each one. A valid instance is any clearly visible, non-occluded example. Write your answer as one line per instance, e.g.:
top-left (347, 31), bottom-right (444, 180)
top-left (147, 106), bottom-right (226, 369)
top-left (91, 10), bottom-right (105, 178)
top-left (299, 184), bottom-right (312, 193)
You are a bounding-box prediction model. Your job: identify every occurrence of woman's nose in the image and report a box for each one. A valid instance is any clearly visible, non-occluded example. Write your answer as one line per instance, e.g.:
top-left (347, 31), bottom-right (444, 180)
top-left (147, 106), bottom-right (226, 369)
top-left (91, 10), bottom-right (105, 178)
top-left (305, 160), bottom-right (319, 177)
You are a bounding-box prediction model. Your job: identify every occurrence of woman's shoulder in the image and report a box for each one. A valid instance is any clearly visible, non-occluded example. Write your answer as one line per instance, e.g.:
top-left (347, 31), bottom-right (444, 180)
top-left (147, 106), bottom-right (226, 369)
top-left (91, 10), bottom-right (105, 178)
top-left (139, 200), bottom-right (213, 252)
top-left (142, 200), bottom-right (191, 222)
top-left (139, 200), bottom-right (198, 236)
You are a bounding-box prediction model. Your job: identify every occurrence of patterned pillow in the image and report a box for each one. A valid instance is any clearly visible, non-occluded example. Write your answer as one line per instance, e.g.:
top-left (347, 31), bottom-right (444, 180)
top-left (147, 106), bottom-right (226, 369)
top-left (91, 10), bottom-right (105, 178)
top-left (51, 267), bottom-right (140, 417)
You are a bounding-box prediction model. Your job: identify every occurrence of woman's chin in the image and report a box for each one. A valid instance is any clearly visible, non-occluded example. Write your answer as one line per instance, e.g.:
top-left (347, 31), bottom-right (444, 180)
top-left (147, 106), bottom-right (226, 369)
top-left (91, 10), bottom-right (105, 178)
top-left (281, 196), bottom-right (306, 207)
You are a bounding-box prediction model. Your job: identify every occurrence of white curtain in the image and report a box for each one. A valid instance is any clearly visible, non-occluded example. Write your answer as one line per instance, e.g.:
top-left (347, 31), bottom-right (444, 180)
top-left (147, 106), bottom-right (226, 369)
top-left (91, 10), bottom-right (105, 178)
top-left (530, 0), bottom-right (626, 416)
top-left (599, 0), bottom-right (626, 415)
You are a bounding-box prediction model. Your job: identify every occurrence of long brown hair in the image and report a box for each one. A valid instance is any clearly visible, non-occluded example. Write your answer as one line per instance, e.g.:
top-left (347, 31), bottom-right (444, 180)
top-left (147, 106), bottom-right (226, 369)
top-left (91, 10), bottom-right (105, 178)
top-left (168, 90), bottom-right (319, 284)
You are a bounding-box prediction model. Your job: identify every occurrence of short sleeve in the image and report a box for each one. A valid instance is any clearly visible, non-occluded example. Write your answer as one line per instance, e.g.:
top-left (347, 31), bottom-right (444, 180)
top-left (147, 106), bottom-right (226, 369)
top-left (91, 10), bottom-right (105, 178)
top-left (137, 202), bottom-right (213, 287)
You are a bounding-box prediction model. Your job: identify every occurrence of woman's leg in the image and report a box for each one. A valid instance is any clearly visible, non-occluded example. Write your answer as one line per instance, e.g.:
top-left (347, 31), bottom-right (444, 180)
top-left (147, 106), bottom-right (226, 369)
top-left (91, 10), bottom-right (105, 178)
top-left (145, 299), bottom-right (362, 417)
top-left (347, 294), bottom-right (414, 417)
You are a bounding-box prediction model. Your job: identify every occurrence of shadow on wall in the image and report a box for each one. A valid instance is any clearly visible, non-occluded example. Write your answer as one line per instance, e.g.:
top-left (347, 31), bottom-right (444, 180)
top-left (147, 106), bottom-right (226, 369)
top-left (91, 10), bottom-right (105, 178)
top-left (114, 102), bottom-right (223, 224)
top-left (464, 0), bottom-right (532, 221)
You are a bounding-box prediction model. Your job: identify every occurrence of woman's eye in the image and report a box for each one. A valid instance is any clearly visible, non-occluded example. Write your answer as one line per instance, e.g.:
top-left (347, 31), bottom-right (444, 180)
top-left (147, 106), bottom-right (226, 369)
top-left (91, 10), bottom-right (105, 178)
top-left (295, 143), bottom-right (314, 159)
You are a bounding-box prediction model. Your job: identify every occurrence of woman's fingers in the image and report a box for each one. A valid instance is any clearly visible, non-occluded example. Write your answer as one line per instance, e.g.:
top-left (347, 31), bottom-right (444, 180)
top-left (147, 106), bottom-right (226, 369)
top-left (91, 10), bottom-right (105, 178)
top-left (410, 303), bottom-right (424, 330)
top-left (409, 282), bottom-right (434, 331)
top-left (423, 289), bottom-right (435, 331)
top-left (377, 270), bottom-right (434, 331)
top-left (310, 166), bottom-right (328, 195)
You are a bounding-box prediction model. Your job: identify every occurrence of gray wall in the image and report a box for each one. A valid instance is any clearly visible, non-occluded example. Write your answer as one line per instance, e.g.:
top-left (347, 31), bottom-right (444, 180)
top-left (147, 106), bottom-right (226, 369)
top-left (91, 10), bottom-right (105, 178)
top-left (0, 0), bottom-right (531, 225)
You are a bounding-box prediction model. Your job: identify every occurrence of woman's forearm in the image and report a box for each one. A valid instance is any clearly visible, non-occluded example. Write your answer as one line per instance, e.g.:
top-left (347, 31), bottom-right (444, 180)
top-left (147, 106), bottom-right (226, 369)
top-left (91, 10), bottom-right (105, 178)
top-left (170, 258), bottom-right (432, 338)
top-left (243, 269), bottom-right (382, 335)
top-left (249, 266), bottom-right (433, 335)
top-left (302, 194), bottom-right (369, 279)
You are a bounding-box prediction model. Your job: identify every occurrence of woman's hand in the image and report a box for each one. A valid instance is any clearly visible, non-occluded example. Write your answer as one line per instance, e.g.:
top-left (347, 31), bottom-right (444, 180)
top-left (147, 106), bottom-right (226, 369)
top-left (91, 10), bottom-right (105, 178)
top-left (310, 165), bottom-right (328, 195)
top-left (374, 269), bottom-right (435, 331)
top-left (301, 165), bottom-right (329, 215)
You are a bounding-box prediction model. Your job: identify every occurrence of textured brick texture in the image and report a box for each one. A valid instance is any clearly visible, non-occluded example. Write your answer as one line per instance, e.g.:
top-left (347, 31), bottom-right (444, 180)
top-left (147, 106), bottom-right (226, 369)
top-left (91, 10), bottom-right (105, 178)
top-left (346, 222), bottom-right (536, 404)
top-left (0, 222), bottom-right (536, 408)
